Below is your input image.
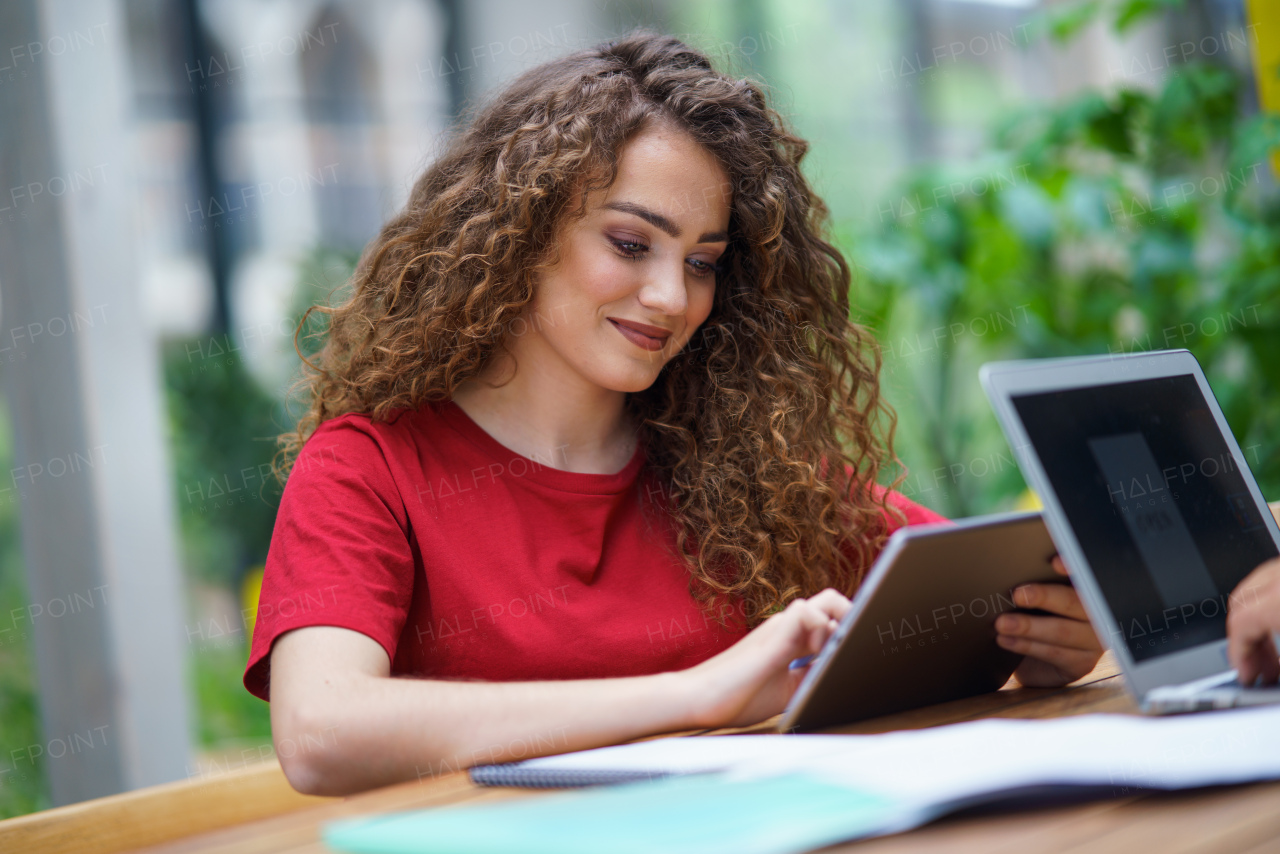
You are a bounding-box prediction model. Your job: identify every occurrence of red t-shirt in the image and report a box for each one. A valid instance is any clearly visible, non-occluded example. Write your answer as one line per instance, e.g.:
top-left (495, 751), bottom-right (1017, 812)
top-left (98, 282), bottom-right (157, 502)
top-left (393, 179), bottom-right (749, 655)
top-left (243, 400), bottom-right (946, 700)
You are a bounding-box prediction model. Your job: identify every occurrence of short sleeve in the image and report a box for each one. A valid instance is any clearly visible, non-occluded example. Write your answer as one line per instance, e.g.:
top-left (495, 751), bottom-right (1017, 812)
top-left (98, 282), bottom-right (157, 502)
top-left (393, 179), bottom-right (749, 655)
top-left (875, 483), bottom-right (950, 530)
top-left (833, 461), bottom-right (950, 531)
top-left (243, 416), bottom-right (416, 701)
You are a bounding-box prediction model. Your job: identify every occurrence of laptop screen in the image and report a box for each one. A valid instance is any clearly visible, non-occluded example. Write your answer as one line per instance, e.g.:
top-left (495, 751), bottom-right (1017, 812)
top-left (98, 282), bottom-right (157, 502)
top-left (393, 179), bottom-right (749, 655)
top-left (1012, 373), bottom-right (1278, 663)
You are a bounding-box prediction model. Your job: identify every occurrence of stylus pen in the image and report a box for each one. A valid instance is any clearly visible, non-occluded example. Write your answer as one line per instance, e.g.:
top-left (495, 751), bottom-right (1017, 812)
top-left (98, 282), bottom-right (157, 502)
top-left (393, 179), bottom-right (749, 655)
top-left (789, 654), bottom-right (816, 670)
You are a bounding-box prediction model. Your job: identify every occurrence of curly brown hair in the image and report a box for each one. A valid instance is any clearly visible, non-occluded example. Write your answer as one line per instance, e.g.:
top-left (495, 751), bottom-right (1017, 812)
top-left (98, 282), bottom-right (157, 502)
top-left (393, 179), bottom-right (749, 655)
top-left (278, 29), bottom-right (902, 625)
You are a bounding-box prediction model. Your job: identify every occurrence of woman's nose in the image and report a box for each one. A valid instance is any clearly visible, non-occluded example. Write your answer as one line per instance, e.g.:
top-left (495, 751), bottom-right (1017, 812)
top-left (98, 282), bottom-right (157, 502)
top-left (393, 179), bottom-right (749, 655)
top-left (638, 261), bottom-right (688, 315)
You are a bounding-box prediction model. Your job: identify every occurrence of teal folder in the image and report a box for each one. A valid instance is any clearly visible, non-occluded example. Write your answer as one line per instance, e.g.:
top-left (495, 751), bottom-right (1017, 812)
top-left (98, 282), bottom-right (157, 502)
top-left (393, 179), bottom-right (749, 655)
top-left (322, 772), bottom-right (907, 854)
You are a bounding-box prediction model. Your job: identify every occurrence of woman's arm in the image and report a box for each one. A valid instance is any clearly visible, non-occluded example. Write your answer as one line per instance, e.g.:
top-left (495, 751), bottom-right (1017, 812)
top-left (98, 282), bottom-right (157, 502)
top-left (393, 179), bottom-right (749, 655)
top-left (269, 590), bottom-right (851, 796)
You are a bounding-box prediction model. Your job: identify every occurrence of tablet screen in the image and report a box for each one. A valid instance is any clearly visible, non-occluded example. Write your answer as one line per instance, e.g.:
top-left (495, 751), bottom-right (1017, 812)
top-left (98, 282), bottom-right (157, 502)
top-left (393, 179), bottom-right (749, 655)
top-left (1012, 373), bottom-right (1278, 662)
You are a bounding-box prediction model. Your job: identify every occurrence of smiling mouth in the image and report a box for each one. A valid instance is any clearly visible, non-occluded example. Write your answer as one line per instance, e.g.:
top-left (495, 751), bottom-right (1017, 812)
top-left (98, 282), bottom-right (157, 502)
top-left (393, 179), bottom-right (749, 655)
top-left (607, 318), bottom-right (671, 352)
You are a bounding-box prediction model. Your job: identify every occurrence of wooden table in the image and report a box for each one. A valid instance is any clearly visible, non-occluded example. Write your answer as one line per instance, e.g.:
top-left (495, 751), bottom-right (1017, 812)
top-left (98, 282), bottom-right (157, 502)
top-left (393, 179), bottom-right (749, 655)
top-left (123, 651), bottom-right (1280, 853)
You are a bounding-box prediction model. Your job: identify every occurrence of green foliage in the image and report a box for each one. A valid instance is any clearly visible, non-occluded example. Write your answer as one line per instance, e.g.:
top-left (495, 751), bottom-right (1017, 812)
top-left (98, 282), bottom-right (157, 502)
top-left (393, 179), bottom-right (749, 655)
top-left (1114, 0), bottom-right (1186, 34)
top-left (287, 248), bottom-right (358, 367)
top-left (1042, 1), bottom-right (1105, 44)
top-left (162, 340), bottom-right (286, 587)
top-left (1034, 0), bottom-right (1185, 43)
top-left (853, 59), bottom-right (1280, 517)
top-left (191, 642), bottom-right (272, 747)
top-left (0, 622), bottom-right (47, 819)
top-left (0, 396), bottom-right (50, 818)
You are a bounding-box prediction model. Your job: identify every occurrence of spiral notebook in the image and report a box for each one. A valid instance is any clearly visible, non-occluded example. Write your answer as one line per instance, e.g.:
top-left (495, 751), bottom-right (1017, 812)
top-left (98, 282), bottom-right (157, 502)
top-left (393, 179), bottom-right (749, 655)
top-left (466, 734), bottom-right (853, 787)
top-left (325, 706), bottom-right (1280, 854)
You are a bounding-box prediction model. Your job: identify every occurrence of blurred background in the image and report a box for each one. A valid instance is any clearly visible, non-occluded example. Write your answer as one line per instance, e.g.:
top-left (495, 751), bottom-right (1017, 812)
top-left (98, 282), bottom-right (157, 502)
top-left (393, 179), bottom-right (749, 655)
top-left (1, 0), bottom-right (1277, 817)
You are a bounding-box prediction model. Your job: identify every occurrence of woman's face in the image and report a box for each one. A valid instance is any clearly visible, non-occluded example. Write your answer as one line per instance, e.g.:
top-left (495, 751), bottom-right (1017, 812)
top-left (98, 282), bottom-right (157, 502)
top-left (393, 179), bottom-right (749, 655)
top-left (516, 122), bottom-right (732, 394)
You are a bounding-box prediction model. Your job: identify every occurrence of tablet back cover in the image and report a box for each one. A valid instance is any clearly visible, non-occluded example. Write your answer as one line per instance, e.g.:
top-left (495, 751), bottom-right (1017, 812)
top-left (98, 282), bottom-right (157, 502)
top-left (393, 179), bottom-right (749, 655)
top-left (783, 513), bottom-right (1059, 731)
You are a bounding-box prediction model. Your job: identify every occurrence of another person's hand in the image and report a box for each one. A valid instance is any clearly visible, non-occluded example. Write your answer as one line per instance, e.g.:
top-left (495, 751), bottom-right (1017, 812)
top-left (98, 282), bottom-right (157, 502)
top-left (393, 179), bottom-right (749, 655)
top-left (995, 556), bottom-right (1104, 687)
top-left (1227, 557), bottom-right (1280, 686)
top-left (681, 589), bottom-right (850, 729)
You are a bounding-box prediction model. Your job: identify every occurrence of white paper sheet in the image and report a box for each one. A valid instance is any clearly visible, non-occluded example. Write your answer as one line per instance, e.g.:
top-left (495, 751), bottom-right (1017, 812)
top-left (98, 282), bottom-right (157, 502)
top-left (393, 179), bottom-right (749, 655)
top-left (506, 733), bottom-right (854, 775)
top-left (502, 704), bottom-right (1280, 808)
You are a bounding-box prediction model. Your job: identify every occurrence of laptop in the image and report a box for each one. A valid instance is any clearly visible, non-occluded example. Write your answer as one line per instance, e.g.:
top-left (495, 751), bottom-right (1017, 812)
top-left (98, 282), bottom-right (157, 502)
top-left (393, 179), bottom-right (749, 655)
top-left (980, 348), bottom-right (1280, 713)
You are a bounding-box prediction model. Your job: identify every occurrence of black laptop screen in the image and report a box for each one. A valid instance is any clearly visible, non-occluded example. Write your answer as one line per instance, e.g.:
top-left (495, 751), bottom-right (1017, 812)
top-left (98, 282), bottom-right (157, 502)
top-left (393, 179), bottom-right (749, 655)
top-left (1011, 373), bottom-right (1278, 663)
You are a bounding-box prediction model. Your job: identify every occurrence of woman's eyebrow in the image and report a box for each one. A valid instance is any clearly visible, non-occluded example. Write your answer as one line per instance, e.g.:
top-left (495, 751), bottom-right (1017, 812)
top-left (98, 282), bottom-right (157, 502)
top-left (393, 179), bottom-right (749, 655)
top-left (602, 200), bottom-right (728, 244)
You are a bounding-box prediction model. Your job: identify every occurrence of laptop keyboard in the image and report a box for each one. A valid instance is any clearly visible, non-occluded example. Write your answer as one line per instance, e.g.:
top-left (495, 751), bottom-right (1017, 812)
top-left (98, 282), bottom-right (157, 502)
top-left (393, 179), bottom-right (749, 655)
top-left (1143, 670), bottom-right (1280, 714)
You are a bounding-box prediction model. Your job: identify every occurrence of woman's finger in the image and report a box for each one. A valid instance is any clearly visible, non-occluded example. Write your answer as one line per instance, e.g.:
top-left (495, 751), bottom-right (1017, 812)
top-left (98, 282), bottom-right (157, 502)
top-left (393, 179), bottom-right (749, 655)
top-left (1013, 582), bottom-right (1089, 622)
top-left (996, 634), bottom-right (1098, 675)
top-left (784, 598), bottom-right (840, 654)
top-left (996, 613), bottom-right (1100, 652)
top-left (806, 588), bottom-right (853, 621)
top-left (1050, 555), bottom-right (1070, 576)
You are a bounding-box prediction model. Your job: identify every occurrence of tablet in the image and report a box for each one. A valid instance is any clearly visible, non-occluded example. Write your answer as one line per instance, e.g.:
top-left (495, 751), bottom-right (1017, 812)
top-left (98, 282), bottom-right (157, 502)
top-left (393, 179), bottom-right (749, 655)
top-left (778, 511), bottom-right (1061, 732)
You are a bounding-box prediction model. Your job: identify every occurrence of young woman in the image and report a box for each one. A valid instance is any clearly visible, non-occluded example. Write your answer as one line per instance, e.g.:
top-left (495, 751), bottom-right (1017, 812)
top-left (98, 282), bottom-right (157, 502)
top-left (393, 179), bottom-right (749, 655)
top-left (244, 31), bottom-right (1103, 796)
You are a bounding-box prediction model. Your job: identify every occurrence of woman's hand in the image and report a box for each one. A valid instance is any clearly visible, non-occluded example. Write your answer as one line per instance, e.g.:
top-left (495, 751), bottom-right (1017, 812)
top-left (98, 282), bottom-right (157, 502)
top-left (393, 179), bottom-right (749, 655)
top-left (679, 589), bottom-right (851, 729)
top-left (995, 556), bottom-right (1104, 687)
top-left (1227, 557), bottom-right (1280, 685)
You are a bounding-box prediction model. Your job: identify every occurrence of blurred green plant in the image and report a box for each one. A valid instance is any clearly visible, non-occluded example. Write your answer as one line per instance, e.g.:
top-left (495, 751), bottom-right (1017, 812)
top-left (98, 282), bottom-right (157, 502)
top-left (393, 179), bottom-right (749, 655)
top-left (162, 247), bottom-right (357, 591)
top-left (281, 248), bottom-right (359, 412)
top-left (1037, 0), bottom-right (1188, 42)
top-left (0, 395), bottom-right (50, 819)
top-left (852, 4), bottom-right (1280, 518)
top-left (192, 642), bottom-right (273, 748)
top-left (163, 343), bottom-right (284, 590)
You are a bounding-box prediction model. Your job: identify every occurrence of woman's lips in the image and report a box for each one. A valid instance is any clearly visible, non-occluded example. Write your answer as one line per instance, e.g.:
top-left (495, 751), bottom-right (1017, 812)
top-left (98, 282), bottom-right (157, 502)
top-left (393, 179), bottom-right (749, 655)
top-left (608, 318), bottom-right (670, 352)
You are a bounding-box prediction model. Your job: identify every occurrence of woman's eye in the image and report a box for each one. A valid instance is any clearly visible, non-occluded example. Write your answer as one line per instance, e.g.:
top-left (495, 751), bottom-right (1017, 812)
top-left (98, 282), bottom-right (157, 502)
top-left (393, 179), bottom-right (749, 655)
top-left (688, 259), bottom-right (722, 279)
top-left (610, 239), bottom-right (648, 260)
